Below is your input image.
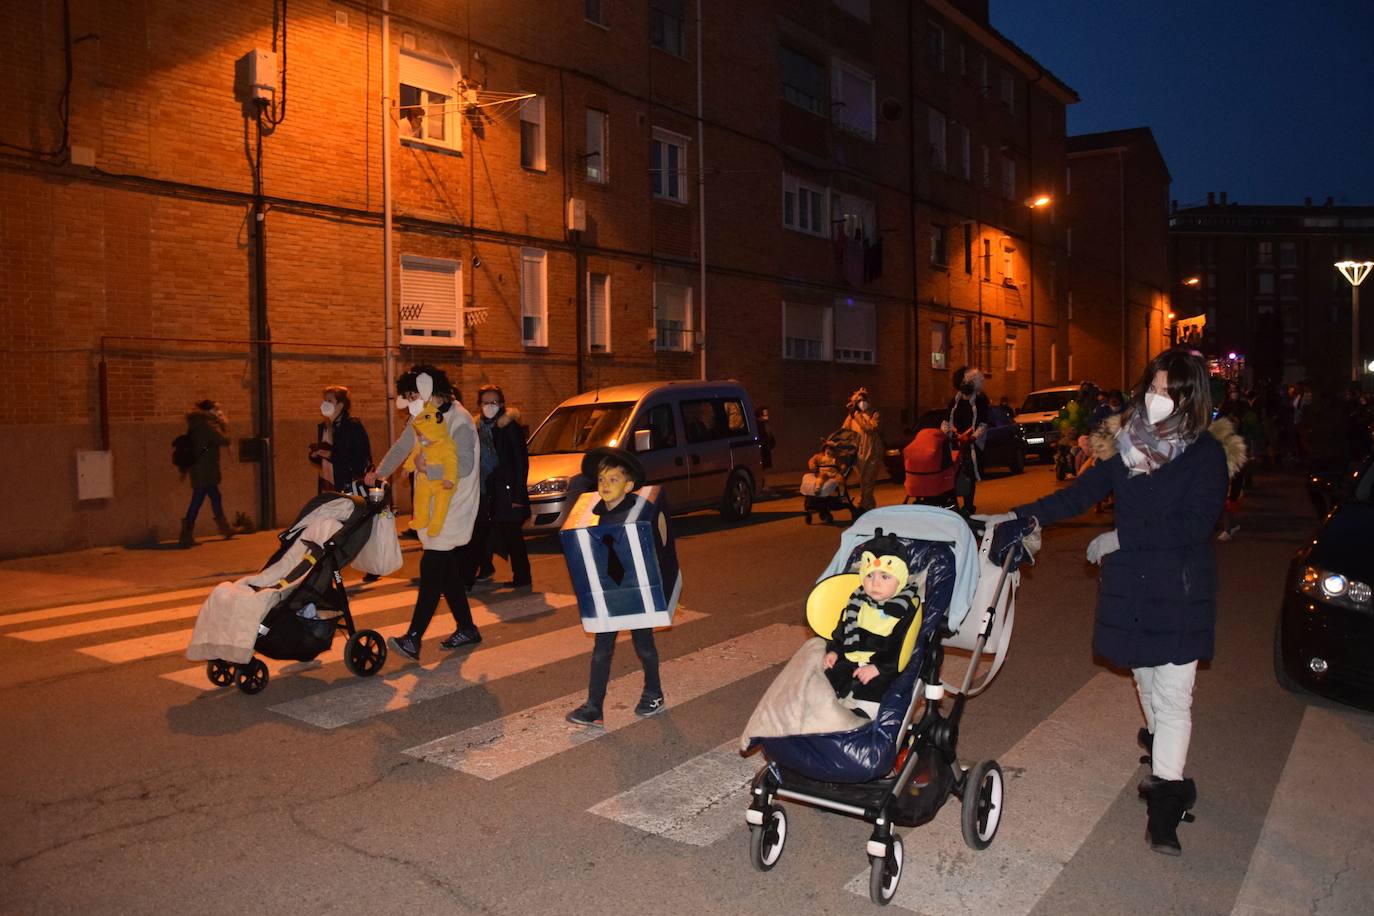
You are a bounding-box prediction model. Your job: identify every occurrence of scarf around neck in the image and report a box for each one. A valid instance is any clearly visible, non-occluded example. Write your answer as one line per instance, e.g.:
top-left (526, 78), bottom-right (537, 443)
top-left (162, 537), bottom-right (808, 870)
top-left (1115, 405), bottom-right (1193, 475)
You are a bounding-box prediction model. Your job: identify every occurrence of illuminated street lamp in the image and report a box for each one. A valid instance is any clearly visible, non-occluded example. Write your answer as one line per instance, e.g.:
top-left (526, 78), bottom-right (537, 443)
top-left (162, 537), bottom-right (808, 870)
top-left (1182, 276), bottom-right (1200, 286)
top-left (1027, 194), bottom-right (1052, 209)
top-left (1335, 260), bottom-right (1374, 382)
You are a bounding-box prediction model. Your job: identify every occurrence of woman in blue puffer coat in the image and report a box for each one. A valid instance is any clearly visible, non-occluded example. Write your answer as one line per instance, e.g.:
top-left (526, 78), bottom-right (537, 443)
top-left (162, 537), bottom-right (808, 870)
top-left (987, 348), bottom-right (1245, 856)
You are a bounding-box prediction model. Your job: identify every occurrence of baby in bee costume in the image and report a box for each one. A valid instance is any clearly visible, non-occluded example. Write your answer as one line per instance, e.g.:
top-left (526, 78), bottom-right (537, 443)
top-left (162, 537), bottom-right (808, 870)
top-left (822, 533), bottom-right (922, 706)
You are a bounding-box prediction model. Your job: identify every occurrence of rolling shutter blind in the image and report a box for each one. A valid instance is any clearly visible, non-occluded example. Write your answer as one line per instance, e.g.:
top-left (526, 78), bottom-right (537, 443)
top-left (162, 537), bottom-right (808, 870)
top-left (400, 257), bottom-right (461, 346)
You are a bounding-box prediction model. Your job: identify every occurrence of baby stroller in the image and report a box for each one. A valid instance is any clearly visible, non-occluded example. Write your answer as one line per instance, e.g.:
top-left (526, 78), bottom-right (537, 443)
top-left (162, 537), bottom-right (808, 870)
top-left (187, 484), bottom-right (396, 694)
top-left (900, 425), bottom-right (962, 510)
top-left (741, 506), bottom-right (1034, 905)
top-left (801, 428), bottom-right (861, 525)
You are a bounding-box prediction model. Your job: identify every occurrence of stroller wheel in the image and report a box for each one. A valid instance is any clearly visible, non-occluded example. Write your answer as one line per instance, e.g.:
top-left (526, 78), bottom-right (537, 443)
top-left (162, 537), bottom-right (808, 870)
top-left (867, 835), bottom-right (904, 905)
top-left (344, 629), bottom-right (387, 677)
top-left (748, 805), bottom-right (787, 872)
top-left (961, 760), bottom-right (1004, 850)
top-left (206, 659), bottom-right (236, 687)
top-left (235, 658), bottom-right (269, 695)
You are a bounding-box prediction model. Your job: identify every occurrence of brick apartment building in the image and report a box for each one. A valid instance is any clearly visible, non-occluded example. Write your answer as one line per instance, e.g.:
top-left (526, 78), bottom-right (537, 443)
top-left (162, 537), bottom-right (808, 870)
top-left (0, 0), bottom-right (1080, 556)
top-left (1063, 128), bottom-right (1174, 394)
top-left (1169, 194), bottom-right (1374, 389)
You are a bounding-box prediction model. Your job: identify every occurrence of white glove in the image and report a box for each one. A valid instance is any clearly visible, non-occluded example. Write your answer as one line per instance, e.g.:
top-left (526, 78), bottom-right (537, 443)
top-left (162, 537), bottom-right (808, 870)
top-left (971, 512), bottom-right (1018, 528)
top-left (1086, 529), bottom-right (1120, 565)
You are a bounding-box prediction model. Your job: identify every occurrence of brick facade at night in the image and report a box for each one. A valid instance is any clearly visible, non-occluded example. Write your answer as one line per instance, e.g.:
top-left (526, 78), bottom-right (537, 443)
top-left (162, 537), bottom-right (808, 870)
top-left (1, 0), bottom-right (1082, 556)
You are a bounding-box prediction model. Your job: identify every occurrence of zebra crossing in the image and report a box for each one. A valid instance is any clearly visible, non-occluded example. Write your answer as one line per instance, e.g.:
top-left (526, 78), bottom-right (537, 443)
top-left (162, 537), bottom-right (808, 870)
top-left (4, 581), bottom-right (1372, 913)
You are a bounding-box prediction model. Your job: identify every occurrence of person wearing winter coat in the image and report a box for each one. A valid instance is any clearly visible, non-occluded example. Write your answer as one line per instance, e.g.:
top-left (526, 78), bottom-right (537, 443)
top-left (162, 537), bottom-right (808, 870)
top-left (945, 367), bottom-right (990, 515)
top-left (842, 387), bottom-right (883, 511)
top-left (180, 399), bottom-right (234, 547)
top-left (981, 348), bottom-right (1245, 856)
top-left (471, 384), bottom-right (532, 589)
top-left (308, 385), bottom-right (373, 492)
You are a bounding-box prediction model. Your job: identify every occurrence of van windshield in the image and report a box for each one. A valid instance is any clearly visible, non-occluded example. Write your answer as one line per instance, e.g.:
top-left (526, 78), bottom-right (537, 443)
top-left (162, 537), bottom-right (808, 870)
top-left (1020, 391), bottom-right (1076, 414)
top-left (527, 402), bottom-right (635, 455)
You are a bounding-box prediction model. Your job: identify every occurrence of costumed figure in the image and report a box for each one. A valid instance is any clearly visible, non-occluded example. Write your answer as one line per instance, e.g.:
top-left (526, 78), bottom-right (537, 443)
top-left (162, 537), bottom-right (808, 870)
top-left (946, 367), bottom-right (989, 514)
top-left (405, 400), bottom-right (459, 537)
top-left (843, 387), bottom-right (883, 511)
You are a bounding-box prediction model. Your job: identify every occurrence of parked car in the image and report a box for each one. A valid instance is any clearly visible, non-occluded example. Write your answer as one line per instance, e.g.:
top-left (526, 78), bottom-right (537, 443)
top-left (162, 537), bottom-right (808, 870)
top-left (523, 380), bottom-right (764, 532)
top-left (1015, 386), bottom-right (1082, 460)
top-left (883, 406), bottom-right (1026, 483)
top-left (1274, 453), bottom-right (1374, 711)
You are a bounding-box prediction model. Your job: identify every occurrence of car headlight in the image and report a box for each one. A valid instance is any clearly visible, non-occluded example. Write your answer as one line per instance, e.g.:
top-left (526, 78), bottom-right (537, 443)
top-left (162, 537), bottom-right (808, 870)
top-left (1298, 565), bottom-right (1373, 611)
top-left (528, 477), bottom-right (570, 496)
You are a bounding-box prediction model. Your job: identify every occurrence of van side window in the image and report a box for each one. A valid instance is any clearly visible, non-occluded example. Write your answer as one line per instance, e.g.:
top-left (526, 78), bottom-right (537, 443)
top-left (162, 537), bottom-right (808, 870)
top-left (642, 403), bottom-right (677, 450)
top-left (680, 399), bottom-right (725, 443)
top-left (722, 399), bottom-right (748, 434)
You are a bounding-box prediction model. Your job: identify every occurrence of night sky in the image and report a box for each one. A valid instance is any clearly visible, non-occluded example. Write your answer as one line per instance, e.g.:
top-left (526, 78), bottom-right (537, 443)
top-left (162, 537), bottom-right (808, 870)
top-left (998, 0), bottom-right (1374, 208)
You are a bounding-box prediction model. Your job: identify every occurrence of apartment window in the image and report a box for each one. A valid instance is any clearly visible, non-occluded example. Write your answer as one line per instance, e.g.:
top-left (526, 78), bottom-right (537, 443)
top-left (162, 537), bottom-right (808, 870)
top-left (1005, 331), bottom-right (1018, 372)
top-left (833, 191), bottom-right (877, 244)
top-left (651, 128), bottom-right (689, 201)
top-left (1257, 272), bottom-right (1275, 296)
top-left (782, 301), bottom-right (832, 361)
top-left (963, 223), bottom-right (973, 274)
top-left (585, 0), bottom-right (606, 26)
top-left (1002, 243), bottom-right (1015, 284)
top-left (981, 238), bottom-right (991, 280)
top-left (999, 70), bottom-right (1016, 113)
top-left (780, 46), bottom-right (826, 116)
top-left (957, 125), bottom-right (971, 180)
top-left (928, 108), bottom-right (946, 170)
top-left (1279, 273), bottom-right (1297, 299)
top-left (834, 298), bottom-right (876, 363)
top-left (399, 255), bottom-right (463, 347)
top-left (834, 0), bottom-right (871, 22)
top-left (832, 59), bottom-right (876, 139)
top-left (398, 52), bottom-right (458, 150)
top-left (1256, 240), bottom-right (1274, 265)
top-left (520, 248), bottom-right (547, 347)
top-left (927, 24), bottom-right (945, 71)
top-left (1000, 155), bottom-right (1016, 200)
top-left (930, 223), bottom-right (948, 266)
top-left (585, 109), bottom-right (607, 182)
top-left (782, 173), bottom-right (828, 236)
top-left (654, 282), bottom-right (692, 351)
top-left (587, 272), bottom-right (610, 352)
top-left (1279, 241), bottom-right (1298, 267)
top-left (983, 321), bottom-right (993, 371)
top-left (981, 145), bottom-right (991, 188)
top-left (931, 320), bottom-right (949, 369)
top-left (519, 96), bottom-right (545, 171)
top-left (650, 0), bottom-right (684, 56)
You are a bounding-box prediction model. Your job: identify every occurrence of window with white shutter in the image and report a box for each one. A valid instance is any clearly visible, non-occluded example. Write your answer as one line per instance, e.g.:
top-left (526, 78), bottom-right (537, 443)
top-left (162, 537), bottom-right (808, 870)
top-left (587, 272), bottom-right (610, 352)
top-left (783, 173), bottom-right (828, 236)
top-left (398, 53), bottom-right (459, 151)
top-left (399, 255), bottom-right (463, 347)
top-left (834, 297), bottom-right (875, 363)
top-left (782, 301), bottom-right (832, 361)
top-left (654, 282), bottom-right (692, 351)
top-left (521, 248), bottom-right (548, 347)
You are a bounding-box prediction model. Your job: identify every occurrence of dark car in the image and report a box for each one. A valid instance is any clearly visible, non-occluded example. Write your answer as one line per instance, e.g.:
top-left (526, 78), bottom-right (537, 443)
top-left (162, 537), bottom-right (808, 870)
top-left (883, 406), bottom-right (1026, 483)
top-left (1275, 454), bottom-right (1374, 710)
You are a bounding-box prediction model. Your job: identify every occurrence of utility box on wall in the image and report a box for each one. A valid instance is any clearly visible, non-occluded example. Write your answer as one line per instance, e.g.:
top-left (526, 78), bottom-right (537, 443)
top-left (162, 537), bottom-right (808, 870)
top-left (76, 450), bottom-right (114, 501)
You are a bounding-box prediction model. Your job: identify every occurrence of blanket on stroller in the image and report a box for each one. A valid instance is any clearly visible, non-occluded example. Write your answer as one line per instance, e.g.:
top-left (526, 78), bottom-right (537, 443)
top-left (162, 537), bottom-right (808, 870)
top-left (186, 501), bottom-right (355, 664)
top-left (739, 638), bottom-right (867, 749)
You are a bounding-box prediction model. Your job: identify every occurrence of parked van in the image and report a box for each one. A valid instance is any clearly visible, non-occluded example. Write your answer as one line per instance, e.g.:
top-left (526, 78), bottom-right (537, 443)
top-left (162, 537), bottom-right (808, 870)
top-left (523, 380), bottom-right (765, 532)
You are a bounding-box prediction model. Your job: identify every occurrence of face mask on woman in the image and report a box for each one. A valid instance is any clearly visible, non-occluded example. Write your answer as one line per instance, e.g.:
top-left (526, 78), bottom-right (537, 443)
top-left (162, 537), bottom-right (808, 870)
top-left (320, 401), bottom-right (336, 418)
top-left (1145, 391), bottom-right (1174, 424)
top-left (396, 395), bottom-right (425, 416)
top-left (481, 403), bottom-right (501, 420)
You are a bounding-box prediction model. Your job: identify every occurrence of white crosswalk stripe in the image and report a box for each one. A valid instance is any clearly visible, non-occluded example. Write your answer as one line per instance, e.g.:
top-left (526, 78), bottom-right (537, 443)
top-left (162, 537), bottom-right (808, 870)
top-left (271, 609), bottom-right (707, 728)
top-left (403, 623), bottom-right (803, 780)
top-left (1231, 704), bottom-right (1374, 915)
top-left (0, 586), bottom-right (214, 628)
top-left (588, 739), bottom-right (759, 846)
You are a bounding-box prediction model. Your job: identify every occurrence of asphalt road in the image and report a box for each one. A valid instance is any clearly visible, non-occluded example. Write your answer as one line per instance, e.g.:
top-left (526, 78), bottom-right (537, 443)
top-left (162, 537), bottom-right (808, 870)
top-left (1, 464), bottom-right (1370, 915)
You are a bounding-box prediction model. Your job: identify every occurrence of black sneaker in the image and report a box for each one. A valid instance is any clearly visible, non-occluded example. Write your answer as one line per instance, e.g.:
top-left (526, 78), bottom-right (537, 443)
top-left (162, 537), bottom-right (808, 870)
top-left (502, 579), bottom-right (533, 591)
top-left (566, 704), bottom-right (604, 728)
top-left (440, 629), bottom-right (482, 650)
top-left (634, 695), bottom-right (666, 718)
top-left (475, 567), bottom-right (496, 581)
top-left (387, 634), bottom-right (420, 661)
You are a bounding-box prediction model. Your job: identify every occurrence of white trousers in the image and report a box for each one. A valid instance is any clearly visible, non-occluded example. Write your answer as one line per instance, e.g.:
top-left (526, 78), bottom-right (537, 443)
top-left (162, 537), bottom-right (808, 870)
top-left (1132, 661), bottom-right (1198, 781)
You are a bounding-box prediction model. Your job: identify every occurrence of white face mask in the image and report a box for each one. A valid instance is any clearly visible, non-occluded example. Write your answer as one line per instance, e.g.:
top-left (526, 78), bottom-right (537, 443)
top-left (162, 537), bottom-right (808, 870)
top-left (407, 398), bottom-right (426, 417)
top-left (1145, 391), bottom-right (1174, 424)
top-left (320, 401), bottom-right (336, 418)
top-left (858, 400), bottom-right (870, 412)
top-left (481, 403), bottom-right (500, 419)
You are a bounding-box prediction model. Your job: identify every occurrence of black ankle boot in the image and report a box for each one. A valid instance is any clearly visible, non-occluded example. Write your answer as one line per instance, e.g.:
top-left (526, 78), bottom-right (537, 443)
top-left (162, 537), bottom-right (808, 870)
top-left (1141, 776), bottom-right (1196, 856)
top-left (1138, 727), bottom-right (1154, 765)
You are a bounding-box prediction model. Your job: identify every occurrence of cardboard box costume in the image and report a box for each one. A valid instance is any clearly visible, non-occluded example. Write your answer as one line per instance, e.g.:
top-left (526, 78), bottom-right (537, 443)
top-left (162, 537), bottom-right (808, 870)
top-left (560, 485), bottom-right (682, 633)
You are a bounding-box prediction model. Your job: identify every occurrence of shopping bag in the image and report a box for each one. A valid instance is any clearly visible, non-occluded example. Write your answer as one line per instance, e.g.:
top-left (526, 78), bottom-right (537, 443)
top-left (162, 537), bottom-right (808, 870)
top-left (351, 510), bottom-right (403, 576)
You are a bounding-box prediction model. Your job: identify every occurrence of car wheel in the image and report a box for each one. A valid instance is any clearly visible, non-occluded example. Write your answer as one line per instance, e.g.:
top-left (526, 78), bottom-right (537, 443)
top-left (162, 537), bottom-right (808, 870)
top-left (1273, 620), bottom-right (1301, 694)
top-left (720, 470), bottom-right (753, 522)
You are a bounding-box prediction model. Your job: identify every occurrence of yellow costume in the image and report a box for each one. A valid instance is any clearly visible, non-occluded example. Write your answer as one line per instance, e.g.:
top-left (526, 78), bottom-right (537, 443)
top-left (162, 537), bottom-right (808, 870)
top-left (405, 404), bottom-right (459, 536)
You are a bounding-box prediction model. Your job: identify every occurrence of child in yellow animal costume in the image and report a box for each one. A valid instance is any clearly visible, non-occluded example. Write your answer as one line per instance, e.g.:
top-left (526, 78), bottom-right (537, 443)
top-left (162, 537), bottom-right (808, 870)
top-left (405, 402), bottom-right (459, 536)
top-left (821, 533), bottom-right (921, 704)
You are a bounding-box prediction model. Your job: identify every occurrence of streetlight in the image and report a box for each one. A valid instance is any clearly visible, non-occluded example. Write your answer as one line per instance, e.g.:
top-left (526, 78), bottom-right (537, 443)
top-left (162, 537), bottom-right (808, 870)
top-left (1335, 260), bottom-right (1374, 383)
top-left (1182, 276), bottom-right (1200, 286)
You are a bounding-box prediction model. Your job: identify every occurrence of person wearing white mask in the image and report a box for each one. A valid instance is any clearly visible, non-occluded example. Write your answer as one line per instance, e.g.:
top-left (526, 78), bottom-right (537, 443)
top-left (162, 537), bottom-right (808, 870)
top-left (365, 365), bottom-right (482, 658)
top-left (469, 384), bottom-right (532, 590)
top-left (978, 348), bottom-right (1246, 857)
top-left (843, 387), bottom-right (883, 511)
top-left (308, 385), bottom-right (372, 493)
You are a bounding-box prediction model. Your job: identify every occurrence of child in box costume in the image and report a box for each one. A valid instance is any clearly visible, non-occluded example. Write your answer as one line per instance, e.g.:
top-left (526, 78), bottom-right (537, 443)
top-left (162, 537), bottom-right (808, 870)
top-left (562, 448), bottom-right (681, 727)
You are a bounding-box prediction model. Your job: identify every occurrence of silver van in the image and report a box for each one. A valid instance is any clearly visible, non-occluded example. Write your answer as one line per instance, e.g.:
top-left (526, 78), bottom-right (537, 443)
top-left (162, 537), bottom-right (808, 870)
top-left (523, 380), bottom-right (765, 531)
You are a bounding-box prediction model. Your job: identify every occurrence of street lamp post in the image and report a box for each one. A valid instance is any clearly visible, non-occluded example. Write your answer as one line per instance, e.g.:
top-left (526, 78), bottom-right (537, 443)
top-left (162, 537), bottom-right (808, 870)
top-left (1335, 260), bottom-right (1374, 383)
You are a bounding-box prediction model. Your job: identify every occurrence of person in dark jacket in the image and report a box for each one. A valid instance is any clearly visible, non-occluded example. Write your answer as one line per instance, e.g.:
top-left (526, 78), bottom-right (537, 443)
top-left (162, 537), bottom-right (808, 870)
top-left (180, 399), bottom-right (234, 547)
top-left (471, 384), bottom-right (532, 589)
top-left (308, 385), bottom-right (373, 492)
top-left (981, 348), bottom-right (1245, 856)
top-left (945, 367), bottom-right (989, 515)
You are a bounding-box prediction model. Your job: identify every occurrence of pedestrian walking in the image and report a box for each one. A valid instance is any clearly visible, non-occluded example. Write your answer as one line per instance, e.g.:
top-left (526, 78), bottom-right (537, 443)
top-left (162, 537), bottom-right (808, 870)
top-left (756, 405), bottom-right (776, 470)
top-left (566, 448), bottom-right (668, 727)
top-left (179, 399), bottom-right (234, 547)
top-left (945, 367), bottom-right (989, 515)
top-left (308, 385), bottom-right (373, 492)
top-left (843, 387), bottom-right (883, 511)
top-left (980, 347), bottom-right (1245, 856)
top-left (365, 365), bottom-right (482, 660)
top-left (471, 384), bottom-right (532, 590)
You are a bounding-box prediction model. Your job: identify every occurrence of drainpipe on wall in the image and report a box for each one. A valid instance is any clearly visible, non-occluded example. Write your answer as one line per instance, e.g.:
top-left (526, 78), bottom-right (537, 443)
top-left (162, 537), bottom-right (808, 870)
top-left (695, 0), bottom-right (707, 380)
top-left (381, 0), bottom-right (396, 444)
top-left (251, 108), bottom-right (275, 529)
